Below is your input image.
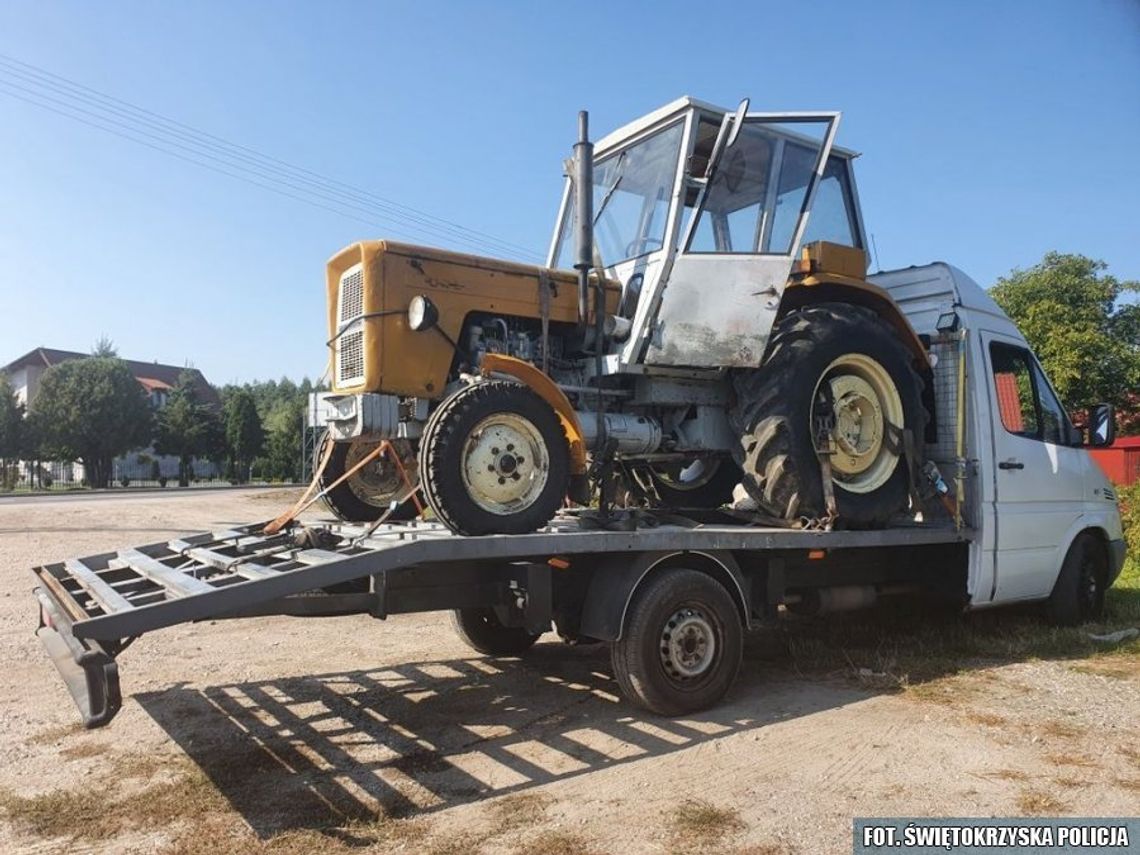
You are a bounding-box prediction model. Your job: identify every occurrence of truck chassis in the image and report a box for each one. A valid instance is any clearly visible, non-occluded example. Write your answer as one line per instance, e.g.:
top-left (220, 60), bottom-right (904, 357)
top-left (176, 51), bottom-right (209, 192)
top-left (33, 512), bottom-right (971, 728)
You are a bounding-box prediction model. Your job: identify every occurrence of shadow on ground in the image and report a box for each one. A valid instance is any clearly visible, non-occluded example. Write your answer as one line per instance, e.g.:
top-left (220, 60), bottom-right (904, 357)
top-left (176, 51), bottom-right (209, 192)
top-left (135, 580), bottom-right (1138, 839)
top-left (136, 641), bottom-right (863, 837)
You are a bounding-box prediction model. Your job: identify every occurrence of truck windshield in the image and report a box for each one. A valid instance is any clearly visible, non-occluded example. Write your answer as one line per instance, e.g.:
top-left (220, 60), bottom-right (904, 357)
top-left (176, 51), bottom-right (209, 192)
top-left (554, 121), bottom-right (683, 268)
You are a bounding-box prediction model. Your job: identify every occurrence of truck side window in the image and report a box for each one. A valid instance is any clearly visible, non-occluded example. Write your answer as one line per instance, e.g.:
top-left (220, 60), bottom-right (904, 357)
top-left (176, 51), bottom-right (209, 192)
top-left (1031, 360), bottom-right (1068, 445)
top-left (989, 342), bottom-right (1073, 444)
top-left (990, 343), bottom-right (1039, 437)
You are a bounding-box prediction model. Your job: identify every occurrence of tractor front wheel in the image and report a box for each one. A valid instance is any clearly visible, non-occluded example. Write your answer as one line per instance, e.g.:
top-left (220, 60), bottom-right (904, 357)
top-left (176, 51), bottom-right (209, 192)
top-left (319, 437), bottom-right (420, 523)
top-left (419, 381), bottom-right (570, 535)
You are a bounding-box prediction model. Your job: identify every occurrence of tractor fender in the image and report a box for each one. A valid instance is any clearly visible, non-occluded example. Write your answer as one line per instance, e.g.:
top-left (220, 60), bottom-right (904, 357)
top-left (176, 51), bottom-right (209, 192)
top-left (783, 276), bottom-right (928, 364)
top-left (479, 353), bottom-right (588, 476)
top-left (578, 550), bottom-right (751, 642)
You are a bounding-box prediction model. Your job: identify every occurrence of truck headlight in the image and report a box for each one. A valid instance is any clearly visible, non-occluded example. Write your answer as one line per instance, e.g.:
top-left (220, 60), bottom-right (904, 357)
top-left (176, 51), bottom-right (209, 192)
top-left (408, 295), bottom-right (439, 331)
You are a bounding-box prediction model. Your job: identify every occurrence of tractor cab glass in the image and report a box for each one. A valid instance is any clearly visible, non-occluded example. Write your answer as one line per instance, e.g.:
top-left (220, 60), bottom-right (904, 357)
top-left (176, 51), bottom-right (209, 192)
top-left (684, 118), bottom-right (861, 255)
top-left (553, 121), bottom-right (684, 268)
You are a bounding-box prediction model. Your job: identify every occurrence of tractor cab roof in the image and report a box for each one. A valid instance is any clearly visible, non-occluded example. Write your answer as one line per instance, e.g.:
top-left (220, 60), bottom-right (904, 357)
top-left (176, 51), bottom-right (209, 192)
top-left (595, 96), bottom-right (860, 160)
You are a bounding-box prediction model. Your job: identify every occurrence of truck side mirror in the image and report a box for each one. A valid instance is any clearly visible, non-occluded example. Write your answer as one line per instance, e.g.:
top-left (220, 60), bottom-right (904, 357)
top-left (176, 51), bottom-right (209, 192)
top-left (1087, 403), bottom-right (1115, 448)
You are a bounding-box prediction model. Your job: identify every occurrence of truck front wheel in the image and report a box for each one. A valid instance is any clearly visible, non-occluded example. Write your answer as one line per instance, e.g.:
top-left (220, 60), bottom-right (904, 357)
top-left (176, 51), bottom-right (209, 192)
top-left (451, 608), bottom-right (542, 655)
top-left (1044, 532), bottom-right (1107, 626)
top-left (610, 568), bottom-right (743, 716)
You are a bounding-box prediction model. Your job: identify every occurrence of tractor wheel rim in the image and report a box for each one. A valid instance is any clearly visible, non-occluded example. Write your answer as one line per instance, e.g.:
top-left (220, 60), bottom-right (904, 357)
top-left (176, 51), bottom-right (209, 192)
top-left (812, 353), bottom-right (904, 494)
top-left (651, 458), bottom-right (720, 490)
top-left (461, 413), bottom-right (550, 515)
top-left (344, 439), bottom-right (409, 507)
top-left (660, 607), bottom-right (716, 680)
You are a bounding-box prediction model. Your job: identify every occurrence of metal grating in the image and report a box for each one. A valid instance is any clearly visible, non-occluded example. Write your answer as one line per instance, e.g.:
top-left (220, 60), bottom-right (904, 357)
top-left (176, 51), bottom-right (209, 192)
top-left (338, 265), bottom-right (364, 325)
top-left (926, 337), bottom-right (962, 463)
top-left (337, 328), bottom-right (365, 386)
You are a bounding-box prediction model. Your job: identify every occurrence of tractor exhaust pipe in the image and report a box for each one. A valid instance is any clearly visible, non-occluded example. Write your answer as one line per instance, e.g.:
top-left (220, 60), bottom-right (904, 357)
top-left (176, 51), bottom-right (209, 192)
top-left (573, 111), bottom-right (593, 329)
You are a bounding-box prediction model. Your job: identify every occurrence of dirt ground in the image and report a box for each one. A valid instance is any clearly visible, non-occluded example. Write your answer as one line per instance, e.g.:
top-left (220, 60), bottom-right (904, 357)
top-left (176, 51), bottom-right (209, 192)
top-left (0, 489), bottom-right (1136, 854)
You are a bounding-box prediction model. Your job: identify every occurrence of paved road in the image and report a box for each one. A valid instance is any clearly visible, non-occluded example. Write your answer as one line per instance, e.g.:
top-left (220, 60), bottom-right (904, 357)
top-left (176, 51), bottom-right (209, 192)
top-left (0, 486), bottom-right (288, 507)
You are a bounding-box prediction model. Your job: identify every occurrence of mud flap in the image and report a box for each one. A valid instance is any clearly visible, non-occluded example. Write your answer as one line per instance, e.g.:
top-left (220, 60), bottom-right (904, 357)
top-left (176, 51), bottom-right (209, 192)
top-left (34, 588), bottom-right (121, 729)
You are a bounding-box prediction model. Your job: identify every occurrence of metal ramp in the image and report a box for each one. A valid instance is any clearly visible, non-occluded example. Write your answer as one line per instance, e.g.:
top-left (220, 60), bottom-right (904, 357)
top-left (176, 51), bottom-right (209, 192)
top-left (32, 513), bottom-right (969, 728)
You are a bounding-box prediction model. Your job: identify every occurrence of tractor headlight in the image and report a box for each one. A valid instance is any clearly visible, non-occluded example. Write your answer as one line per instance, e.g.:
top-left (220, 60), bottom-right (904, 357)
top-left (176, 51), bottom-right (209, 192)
top-left (408, 295), bottom-right (439, 331)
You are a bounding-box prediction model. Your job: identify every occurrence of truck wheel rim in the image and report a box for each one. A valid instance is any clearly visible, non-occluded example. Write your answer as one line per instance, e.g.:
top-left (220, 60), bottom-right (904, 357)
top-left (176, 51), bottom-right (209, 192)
top-left (345, 439), bottom-right (407, 507)
top-left (660, 606), bottom-right (716, 680)
top-left (812, 354), bottom-right (904, 494)
top-left (461, 413), bottom-right (550, 515)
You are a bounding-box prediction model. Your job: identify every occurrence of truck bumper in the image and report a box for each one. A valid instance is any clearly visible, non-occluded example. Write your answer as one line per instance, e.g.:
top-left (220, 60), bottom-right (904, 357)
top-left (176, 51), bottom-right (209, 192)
top-left (1107, 538), bottom-right (1127, 586)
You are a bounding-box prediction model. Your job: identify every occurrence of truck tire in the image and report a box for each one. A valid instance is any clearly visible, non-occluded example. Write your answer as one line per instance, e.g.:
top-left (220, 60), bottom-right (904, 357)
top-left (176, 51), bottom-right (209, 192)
top-left (730, 303), bottom-right (926, 527)
top-left (610, 568), bottom-right (743, 716)
top-left (646, 458), bottom-right (741, 509)
top-left (419, 381), bottom-right (570, 535)
top-left (1044, 532), bottom-right (1107, 626)
top-left (320, 437), bottom-right (420, 523)
top-left (451, 608), bottom-right (542, 655)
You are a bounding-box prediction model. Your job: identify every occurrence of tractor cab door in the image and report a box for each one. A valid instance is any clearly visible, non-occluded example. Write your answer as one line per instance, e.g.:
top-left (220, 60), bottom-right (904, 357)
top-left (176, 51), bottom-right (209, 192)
top-left (639, 112), bottom-right (840, 368)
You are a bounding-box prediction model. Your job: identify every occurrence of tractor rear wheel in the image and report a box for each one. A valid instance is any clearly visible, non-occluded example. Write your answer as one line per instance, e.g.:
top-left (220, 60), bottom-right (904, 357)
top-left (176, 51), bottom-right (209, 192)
top-left (320, 437), bottom-right (420, 523)
top-left (729, 303), bottom-right (926, 527)
top-left (419, 381), bottom-right (570, 535)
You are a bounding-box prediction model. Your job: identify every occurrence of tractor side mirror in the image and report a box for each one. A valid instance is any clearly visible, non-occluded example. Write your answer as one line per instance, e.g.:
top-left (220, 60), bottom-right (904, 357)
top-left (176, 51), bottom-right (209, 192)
top-left (1087, 403), bottom-right (1115, 448)
top-left (725, 98), bottom-right (750, 149)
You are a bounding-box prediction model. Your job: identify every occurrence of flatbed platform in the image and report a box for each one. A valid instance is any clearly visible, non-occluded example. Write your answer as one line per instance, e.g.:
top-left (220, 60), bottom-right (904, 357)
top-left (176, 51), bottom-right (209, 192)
top-left (32, 512), bottom-right (972, 727)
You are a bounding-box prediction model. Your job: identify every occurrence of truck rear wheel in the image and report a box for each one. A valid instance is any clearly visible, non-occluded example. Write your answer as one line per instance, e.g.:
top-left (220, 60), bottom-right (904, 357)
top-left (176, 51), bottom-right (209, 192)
top-left (320, 437), bottom-right (420, 523)
top-left (730, 303), bottom-right (926, 527)
top-left (451, 607), bottom-right (542, 655)
top-left (610, 568), bottom-right (743, 716)
top-left (419, 381), bottom-right (570, 535)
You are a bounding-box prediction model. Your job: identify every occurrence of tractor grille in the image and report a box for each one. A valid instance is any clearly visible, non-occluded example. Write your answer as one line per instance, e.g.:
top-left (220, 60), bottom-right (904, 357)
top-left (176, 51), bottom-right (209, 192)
top-left (338, 329), bottom-right (365, 385)
top-left (336, 264), bottom-right (366, 386)
top-left (339, 266), bottom-right (364, 324)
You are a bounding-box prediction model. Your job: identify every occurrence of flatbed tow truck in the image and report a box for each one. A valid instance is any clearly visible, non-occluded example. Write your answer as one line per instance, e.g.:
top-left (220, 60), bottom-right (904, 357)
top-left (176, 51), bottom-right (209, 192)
top-left (31, 258), bottom-right (1128, 728)
top-left (29, 100), bottom-right (1126, 727)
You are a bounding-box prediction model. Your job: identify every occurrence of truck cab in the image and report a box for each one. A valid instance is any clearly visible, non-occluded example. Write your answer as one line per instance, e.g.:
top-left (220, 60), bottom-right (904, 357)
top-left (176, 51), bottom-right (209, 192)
top-left (872, 262), bottom-right (1126, 610)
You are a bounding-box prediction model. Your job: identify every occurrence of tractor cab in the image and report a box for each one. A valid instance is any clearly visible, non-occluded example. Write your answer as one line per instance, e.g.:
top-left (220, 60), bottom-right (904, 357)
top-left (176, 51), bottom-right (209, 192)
top-left (549, 97), bottom-right (868, 369)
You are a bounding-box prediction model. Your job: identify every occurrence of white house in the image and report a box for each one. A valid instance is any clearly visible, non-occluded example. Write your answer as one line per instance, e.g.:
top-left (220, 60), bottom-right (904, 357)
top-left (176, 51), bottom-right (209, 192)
top-left (2, 347), bottom-right (223, 484)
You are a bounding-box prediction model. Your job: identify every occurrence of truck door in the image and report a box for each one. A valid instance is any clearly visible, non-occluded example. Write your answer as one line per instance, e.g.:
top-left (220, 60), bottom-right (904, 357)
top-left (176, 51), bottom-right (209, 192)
top-left (981, 332), bottom-right (1084, 601)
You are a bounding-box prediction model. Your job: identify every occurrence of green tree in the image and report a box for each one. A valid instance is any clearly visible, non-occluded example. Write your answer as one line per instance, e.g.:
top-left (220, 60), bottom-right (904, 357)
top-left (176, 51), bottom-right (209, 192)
top-left (991, 252), bottom-right (1140, 428)
top-left (30, 358), bottom-right (153, 488)
top-left (262, 396), bottom-right (306, 481)
top-left (91, 335), bottom-right (118, 357)
top-left (154, 371), bottom-right (222, 487)
top-left (0, 376), bottom-right (24, 490)
top-left (223, 388), bottom-right (264, 483)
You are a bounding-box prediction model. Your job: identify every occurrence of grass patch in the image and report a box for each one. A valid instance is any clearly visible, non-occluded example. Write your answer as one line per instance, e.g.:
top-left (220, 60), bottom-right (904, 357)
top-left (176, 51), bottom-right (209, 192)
top-left (484, 792), bottom-right (553, 832)
top-left (1044, 752), bottom-right (1099, 769)
top-left (28, 722), bottom-right (83, 745)
top-left (772, 556), bottom-right (1140, 690)
top-left (668, 799), bottom-right (746, 845)
top-left (511, 830), bottom-right (603, 855)
top-left (1016, 788), bottom-right (1065, 815)
top-left (59, 741), bottom-right (109, 760)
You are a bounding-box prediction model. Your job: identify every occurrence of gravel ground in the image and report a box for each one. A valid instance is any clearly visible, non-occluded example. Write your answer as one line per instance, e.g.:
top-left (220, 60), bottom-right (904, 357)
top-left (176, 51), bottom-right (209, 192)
top-left (0, 489), bottom-right (1136, 854)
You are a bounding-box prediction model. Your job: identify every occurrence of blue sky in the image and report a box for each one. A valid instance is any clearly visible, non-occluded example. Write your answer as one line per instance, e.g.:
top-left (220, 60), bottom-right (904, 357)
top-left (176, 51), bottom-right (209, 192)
top-left (1, 0), bottom-right (1137, 385)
